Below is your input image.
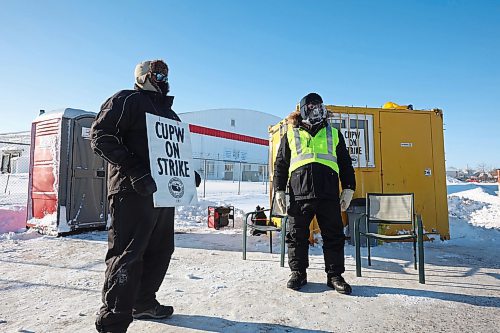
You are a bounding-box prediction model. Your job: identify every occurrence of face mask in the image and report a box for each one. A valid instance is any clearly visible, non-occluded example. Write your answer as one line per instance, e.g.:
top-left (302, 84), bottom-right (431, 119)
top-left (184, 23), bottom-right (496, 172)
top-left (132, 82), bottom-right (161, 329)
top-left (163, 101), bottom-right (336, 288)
top-left (155, 81), bottom-right (170, 95)
top-left (301, 103), bottom-right (326, 126)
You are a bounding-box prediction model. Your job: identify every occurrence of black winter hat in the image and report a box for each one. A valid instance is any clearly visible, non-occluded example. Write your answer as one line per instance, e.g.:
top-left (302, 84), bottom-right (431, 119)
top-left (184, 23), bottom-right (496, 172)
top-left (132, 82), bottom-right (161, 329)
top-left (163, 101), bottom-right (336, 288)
top-left (300, 93), bottom-right (323, 109)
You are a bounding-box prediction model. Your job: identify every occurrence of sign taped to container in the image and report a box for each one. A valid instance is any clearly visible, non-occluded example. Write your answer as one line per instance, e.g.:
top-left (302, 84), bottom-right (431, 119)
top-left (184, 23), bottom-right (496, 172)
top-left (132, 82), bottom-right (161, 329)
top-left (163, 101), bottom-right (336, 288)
top-left (329, 114), bottom-right (375, 168)
top-left (146, 114), bottom-right (198, 207)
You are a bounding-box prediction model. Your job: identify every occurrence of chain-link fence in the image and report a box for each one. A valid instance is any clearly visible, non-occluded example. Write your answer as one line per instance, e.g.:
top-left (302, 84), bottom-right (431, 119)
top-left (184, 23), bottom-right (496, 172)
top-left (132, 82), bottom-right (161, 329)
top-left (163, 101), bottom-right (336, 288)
top-left (0, 140), bottom-right (30, 207)
top-left (0, 144), bottom-right (271, 207)
top-left (192, 157), bottom-right (270, 198)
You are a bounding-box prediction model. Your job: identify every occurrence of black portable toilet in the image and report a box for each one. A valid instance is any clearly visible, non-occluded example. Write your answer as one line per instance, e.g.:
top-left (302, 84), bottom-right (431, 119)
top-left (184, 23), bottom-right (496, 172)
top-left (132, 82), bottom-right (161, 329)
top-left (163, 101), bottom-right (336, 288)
top-left (27, 108), bottom-right (107, 234)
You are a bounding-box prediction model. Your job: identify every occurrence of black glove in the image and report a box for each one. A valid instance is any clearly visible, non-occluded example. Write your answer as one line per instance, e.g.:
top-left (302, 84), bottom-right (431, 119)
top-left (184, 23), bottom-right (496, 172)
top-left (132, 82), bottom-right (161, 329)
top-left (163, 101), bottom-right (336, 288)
top-left (195, 171), bottom-right (201, 187)
top-left (131, 173), bottom-right (157, 196)
top-left (126, 164), bottom-right (157, 196)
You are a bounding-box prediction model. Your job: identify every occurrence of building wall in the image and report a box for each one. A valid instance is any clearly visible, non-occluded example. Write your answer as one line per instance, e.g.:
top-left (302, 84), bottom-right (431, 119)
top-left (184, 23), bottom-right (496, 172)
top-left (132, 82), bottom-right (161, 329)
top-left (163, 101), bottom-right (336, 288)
top-left (179, 109), bottom-right (281, 180)
top-left (0, 131), bottom-right (31, 174)
top-left (180, 108), bottom-right (280, 139)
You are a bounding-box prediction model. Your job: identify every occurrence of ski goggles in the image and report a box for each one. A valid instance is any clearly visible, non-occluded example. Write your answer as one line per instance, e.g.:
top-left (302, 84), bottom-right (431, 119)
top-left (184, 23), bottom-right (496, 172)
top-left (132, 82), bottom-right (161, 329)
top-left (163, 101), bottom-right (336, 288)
top-left (153, 72), bottom-right (168, 83)
top-left (306, 102), bottom-right (322, 110)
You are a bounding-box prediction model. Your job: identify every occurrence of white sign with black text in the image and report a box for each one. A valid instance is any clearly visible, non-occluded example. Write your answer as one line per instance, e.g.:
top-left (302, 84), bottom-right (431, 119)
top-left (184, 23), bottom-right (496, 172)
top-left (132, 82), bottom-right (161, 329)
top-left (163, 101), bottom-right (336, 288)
top-left (342, 128), bottom-right (367, 167)
top-left (329, 113), bottom-right (375, 168)
top-left (146, 113), bottom-right (198, 207)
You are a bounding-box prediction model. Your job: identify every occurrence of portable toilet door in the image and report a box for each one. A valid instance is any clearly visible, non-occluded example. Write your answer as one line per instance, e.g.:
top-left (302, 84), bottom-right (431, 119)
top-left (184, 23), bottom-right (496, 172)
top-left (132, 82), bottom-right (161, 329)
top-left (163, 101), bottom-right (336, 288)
top-left (27, 114), bottom-right (60, 232)
top-left (27, 108), bottom-right (107, 234)
top-left (63, 112), bottom-right (107, 232)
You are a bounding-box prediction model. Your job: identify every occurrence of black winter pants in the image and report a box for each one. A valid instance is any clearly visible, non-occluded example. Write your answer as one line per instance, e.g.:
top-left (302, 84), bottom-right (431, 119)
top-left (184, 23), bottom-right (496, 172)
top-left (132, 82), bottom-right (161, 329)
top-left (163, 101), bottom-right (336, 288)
top-left (286, 198), bottom-right (345, 275)
top-left (96, 192), bottom-right (175, 332)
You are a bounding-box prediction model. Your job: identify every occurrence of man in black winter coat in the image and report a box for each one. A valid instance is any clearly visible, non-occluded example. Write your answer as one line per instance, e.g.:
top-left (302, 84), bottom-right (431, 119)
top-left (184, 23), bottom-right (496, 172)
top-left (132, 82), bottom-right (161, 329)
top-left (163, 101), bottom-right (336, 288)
top-left (273, 93), bottom-right (356, 294)
top-left (91, 59), bottom-right (201, 333)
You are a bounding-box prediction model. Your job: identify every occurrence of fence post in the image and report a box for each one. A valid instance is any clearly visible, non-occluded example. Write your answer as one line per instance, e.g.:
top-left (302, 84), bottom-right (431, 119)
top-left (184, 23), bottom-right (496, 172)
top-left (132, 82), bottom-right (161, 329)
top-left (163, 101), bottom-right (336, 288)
top-left (4, 173), bottom-right (10, 194)
top-left (203, 159), bottom-right (207, 198)
top-left (265, 165), bottom-right (268, 195)
top-left (238, 162), bottom-right (242, 195)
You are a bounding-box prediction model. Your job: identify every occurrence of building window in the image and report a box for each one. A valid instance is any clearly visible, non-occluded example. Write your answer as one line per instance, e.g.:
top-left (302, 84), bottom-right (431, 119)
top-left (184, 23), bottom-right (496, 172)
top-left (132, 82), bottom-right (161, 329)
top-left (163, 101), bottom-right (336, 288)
top-left (1, 152), bottom-right (21, 173)
top-left (206, 161), bottom-right (215, 176)
top-left (230, 119), bottom-right (236, 127)
top-left (225, 164), bottom-right (234, 172)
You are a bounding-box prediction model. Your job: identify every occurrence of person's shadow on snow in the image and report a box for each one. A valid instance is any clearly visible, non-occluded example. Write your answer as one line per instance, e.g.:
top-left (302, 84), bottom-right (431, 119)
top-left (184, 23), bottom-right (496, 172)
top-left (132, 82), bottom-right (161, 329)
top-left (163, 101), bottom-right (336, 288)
top-left (138, 314), bottom-right (330, 332)
top-left (271, 283), bottom-right (499, 308)
top-left (352, 285), bottom-right (500, 307)
top-left (290, 281), bottom-right (331, 294)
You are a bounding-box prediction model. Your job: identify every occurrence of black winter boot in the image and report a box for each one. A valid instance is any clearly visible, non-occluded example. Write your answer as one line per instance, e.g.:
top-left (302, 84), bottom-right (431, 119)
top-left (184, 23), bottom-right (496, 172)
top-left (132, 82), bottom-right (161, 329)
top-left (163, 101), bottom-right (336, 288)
top-left (133, 302), bottom-right (174, 320)
top-left (287, 271), bottom-right (307, 290)
top-left (327, 274), bottom-right (352, 295)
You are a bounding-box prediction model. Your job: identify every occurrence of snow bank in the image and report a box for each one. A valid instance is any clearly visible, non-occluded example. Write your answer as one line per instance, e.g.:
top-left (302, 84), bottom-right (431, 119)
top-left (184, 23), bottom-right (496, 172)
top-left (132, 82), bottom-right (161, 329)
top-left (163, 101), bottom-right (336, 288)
top-left (0, 205), bottom-right (26, 233)
top-left (446, 175), bottom-right (464, 184)
top-left (448, 187), bottom-right (500, 230)
top-left (0, 227), bottom-right (41, 240)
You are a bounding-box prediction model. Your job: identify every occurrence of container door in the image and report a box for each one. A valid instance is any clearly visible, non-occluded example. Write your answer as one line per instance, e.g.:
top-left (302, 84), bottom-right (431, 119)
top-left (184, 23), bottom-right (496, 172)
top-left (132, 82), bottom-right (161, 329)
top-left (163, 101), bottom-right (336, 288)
top-left (68, 116), bottom-right (107, 228)
top-left (380, 111), bottom-right (437, 232)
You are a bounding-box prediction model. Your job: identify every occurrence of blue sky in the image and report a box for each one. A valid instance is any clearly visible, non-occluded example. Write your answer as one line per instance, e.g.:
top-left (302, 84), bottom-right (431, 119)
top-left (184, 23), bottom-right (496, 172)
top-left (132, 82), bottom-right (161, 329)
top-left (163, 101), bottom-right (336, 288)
top-left (0, 0), bottom-right (498, 169)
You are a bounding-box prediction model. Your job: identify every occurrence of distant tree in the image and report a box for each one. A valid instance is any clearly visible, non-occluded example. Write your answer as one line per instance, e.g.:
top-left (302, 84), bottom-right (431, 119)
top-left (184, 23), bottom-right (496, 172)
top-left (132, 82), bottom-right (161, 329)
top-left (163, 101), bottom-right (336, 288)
top-left (477, 163), bottom-right (488, 173)
top-left (464, 165), bottom-right (474, 176)
top-left (488, 167), bottom-right (499, 178)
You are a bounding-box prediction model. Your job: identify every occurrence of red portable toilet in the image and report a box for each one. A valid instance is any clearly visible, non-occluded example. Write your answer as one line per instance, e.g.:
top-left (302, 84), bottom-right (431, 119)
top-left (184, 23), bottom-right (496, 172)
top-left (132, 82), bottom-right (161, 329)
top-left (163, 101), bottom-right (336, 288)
top-left (26, 108), bottom-right (107, 234)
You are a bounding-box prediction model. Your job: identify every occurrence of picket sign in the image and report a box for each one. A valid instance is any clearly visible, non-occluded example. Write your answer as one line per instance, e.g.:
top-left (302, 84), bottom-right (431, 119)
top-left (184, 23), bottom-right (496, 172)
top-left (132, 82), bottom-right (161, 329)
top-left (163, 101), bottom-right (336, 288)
top-left (146, 113), bottom-right (198, 207)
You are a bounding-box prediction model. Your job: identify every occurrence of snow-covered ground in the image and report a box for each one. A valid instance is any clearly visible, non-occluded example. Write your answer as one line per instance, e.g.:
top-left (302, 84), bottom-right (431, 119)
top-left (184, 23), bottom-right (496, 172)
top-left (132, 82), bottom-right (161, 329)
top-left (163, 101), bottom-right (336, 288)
top-left (0, 173), bottom-right (28, 234)
top-left (0, 179), bottom-right (499, 332)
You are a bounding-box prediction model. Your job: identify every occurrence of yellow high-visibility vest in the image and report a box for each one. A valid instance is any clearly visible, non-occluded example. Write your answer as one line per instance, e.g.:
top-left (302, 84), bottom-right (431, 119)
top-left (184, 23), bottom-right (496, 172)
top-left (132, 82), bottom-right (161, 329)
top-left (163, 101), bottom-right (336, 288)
top-left (286, 124), bottom-right (340, 176)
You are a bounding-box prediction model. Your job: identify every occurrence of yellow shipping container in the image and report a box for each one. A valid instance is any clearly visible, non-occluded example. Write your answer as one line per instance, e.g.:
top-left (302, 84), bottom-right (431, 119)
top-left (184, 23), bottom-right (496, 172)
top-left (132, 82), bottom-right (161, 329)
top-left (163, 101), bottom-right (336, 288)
top-left (269, 105), bottom-right (449, 240)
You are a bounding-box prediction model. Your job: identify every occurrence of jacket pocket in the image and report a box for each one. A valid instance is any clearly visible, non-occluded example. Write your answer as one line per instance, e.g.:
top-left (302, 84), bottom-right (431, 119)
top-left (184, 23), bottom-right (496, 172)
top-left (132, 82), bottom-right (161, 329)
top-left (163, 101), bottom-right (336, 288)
top-left (317, 170), bottom-right (340, 198)
top-left (322, 171), bottom-right (339, 198)
top-left (290, 168), bottom-right (312, 197)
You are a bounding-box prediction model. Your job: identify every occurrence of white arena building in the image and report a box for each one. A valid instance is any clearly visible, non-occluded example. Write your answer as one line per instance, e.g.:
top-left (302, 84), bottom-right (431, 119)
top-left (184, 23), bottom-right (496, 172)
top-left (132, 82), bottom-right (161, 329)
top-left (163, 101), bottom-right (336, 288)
top-left (179, 109), bottom-right (281, 181)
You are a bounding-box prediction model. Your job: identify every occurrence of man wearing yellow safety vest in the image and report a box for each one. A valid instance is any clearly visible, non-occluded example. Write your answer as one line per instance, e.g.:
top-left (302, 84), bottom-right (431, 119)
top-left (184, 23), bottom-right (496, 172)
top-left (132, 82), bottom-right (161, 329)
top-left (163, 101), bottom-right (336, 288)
top-left (274, 93), bottom-right (356, 294)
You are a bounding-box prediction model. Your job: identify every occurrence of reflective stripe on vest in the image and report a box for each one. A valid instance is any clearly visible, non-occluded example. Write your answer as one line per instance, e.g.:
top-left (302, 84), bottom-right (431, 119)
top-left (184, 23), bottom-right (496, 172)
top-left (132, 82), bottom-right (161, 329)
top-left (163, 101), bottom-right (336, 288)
top-left (286, 123), bottom-right (340, 175)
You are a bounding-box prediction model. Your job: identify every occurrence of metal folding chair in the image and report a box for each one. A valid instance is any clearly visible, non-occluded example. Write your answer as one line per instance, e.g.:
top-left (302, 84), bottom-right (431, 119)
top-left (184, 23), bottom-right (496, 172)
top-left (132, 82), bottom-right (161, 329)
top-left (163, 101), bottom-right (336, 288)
top-left (354, 193), bottom-right (425, 284)
top-left (242, 192), bottom-right (288, 267)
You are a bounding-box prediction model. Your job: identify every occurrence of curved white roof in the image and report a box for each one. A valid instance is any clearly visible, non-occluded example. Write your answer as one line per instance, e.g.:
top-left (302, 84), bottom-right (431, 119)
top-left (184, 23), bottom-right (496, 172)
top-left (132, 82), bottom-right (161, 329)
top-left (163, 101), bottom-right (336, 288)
top-left (179, 108), bottom-right (281, 138)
